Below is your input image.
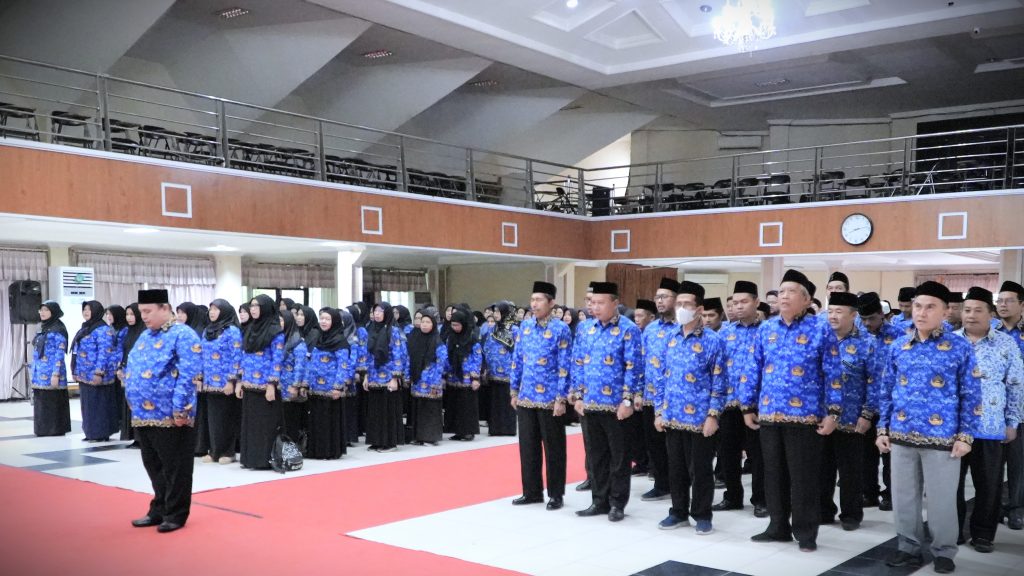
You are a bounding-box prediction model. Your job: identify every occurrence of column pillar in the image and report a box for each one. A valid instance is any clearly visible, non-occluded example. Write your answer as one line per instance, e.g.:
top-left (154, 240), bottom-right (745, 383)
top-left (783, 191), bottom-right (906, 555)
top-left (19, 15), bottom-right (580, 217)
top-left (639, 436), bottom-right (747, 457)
top-left (47, 245), bottom-right (71, 268)
top-left (555, 262), bottom-right (576, 307)
top-left (760, 256), bottom-right (784, 293)
top-left (336, 249), bottom-right (366, 308)
top-left (1000, 249), bottom-right (1023, 285)
top-left (214, 255), bottom-right (243, 304)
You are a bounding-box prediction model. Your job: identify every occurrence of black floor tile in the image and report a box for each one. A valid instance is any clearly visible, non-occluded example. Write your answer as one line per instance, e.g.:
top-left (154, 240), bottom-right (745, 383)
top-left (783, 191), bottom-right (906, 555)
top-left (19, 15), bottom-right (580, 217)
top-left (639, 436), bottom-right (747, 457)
top-left (632, 561), bottom-right (734, 576)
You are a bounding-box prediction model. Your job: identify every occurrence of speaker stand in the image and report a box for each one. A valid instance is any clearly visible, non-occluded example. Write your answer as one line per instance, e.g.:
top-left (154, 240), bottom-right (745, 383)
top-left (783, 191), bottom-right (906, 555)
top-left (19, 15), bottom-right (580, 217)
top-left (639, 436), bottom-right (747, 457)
top-left (9, 325), bottom-right (31, 401)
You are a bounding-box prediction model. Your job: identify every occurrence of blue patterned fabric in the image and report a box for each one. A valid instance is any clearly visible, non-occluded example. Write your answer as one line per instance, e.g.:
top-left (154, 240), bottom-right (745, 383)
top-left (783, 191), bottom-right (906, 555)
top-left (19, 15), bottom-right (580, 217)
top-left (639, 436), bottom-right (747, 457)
top-left (410, 343), bottom-right (448, 399)
top-left (878, 329), bottom-right (983, 448)
top-left (31, 331), bottom-right (67, 389)
top-left (239, 333), bottom-right (286, 391)
top-left (352, 326), bottom-right (369, 374)
top-left (570, 315), bottom-right (643, 412)
top-left (866, 321), bottom-right (904, 350)
top-left (307, 346), bottom-right (355, 397)
top-left (719, 320), bottom-right (761, 410)
top-left (510, 317), bottom-right (573, 409)
top-left (72, 325), bottom-right (115, 384)
top-left (955, 327), bottom-right (1024, 440)
top-left (280, 341), bottom-right (308, 401)
top-left (642, 318), bottom-right (678, 401)
top-left (124, 321), bottom-right (202, 427)
top-left (825, 328), bottom-right (883, 431)
top-left (740, 312), bottom-right (843, 426)
top-left (446, 342), bottom-right (483, 388)
top-left (106, 326), bottom-right (128, 381)
top-left (995, 318), bottom-right (1024, 358)
top-left (483, 324), bottom-right (519, 383)
top-left (653, 325), bottom-right (727, 432)
top-left (201, 325), bottom-right (242, 393)
top-left (365, 326), bottom-right (410, 388)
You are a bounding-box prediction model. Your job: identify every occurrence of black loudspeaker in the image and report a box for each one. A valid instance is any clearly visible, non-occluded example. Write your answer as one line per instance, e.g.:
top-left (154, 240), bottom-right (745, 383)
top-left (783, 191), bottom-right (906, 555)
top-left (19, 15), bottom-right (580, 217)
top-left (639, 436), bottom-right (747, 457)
top-left (8, 280), bottom-right (42, 325)
top-left (591, 186), bottom-right (611, 217)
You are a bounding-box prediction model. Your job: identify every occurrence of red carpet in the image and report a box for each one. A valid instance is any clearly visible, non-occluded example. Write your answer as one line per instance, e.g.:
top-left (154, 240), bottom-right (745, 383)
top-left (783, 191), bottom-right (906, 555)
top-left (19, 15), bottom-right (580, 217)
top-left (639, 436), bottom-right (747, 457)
top-left (0, 434), bottom-right (586, 576)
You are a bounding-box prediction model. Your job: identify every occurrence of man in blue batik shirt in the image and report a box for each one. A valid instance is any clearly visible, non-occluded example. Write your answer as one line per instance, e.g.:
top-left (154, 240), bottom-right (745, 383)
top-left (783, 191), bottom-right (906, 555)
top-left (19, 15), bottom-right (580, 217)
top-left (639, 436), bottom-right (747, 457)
top-left (996, 280), bottom-right (1024, 530)
top-left (571, 282), bottom-right (643, 523)
top-left (124, 289), bottom-right (203, 534)
top-left (877, 281), bottom-right (983, 575)
top-left (956, 286), bottom-right (1024, 553)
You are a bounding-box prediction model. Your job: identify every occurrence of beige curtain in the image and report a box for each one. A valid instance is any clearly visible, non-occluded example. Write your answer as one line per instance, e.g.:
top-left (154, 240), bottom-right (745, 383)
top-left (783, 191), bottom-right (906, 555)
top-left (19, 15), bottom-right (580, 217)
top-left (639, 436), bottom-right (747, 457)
top-left (914, 272), bottom-right (999, 295)
top-left (365, 269), bottom-right (427, 292)
top-left (244, 263), bottom-right (336, 289)
top-left (0, 248), bottom-right (49, 400)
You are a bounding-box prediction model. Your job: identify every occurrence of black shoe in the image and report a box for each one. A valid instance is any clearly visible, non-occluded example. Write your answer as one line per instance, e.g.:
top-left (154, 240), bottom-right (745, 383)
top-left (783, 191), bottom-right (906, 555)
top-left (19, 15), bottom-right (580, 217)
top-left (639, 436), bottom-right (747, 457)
top-left (512, 495), bottom-right (543, 506)
top-left (575, 479), bottom-right (592, 491)
top-left (462, 434), bottom-right (475, 441)
top-left (820, 516), bottom-right (836, 525)
top-left (753, 505), bottom-right (769, 518)
top-left (862, 495), bottom-right (880, 508)
top-left (956, 534), bottom-right (966, 546)
top-left (751, 530), bottom-right (792, 543)
top-left (712, 500), bottom-right (743, 511)
top-left (1009, 513), bottom-right (1023, 530)
top-left (879, 497), bottom-right (892, 511)
top-left (841, 520), bottom-right (860, 531)
top-left (449, 435), bottom-right (464, 441)
top-left (970, 538), bottom-right (994, 553)
top-left (714, 479), bottom-right (726, 489)
top-left (156, 521), bottom-right (184, 533)
top-left (546, 497), bottom-right (563, 511)
top-left (885, 551), bottom-right (923, 568)
top-left (575, 504), bottom-right (610, 517)
top-left (608, 507), bottom-right (625, 522)
top-left (631, 465), bottom-right (649, 476)
top-left (640, 488), bottom-right (670, 501)
top-left (798, 541), bottom-right (817, 552)
top-left (741, 460), bottom-right (752, 474)
top-left (933, 556), bottom-right (955, 574)
top-left (131, 515), bottom-right (162, 528)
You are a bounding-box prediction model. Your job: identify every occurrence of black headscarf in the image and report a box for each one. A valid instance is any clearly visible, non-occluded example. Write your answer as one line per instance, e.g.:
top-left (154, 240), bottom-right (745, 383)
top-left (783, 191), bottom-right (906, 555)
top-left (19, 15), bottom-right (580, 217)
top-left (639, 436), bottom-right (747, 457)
top-left (394, 305), bottom-right (412, 329)
top-left (314, 307), bottom-right (348, 352)
top-left (346, 304), bottom-right (365, 327)
top-left (280, 309), bottom-right (304, 353)
top-left (562, 307), bottom-right (579, 333)
top-left (204, 299), bottom-right (239, 341)
top-left (280, 298), bottom-right (296, 312)
top-left (474, 310), bottom-right (486, 327)
top-left (34, 301), bottom-right (68, 358)
top-left (72, 300), bottom-right (106, 352)
top-left (243, 294), bottom-right (282, 353)
top-left (367, 302), bottom-right (394, 367)
top-left (340, 309), bottom-right (358, 346)
top-left (196, 305), bottom-right (210, 333)
top-left (238, 303), bottom-right (252, 334)
top-left (122, 303), bottom-right (144, 361)
top-left (298, 305), bottom-right (321, 349)
top-left (408, 307), bottom-right (440, 384)
top-left (446, 307), bottom-right (478, 381)
top-left (176, 302), bottom-right (206, 336)
top-left (355, 301), bottom-right (371, 328)
top-left (105, 305), bottom-right (127, 332)
top-left (490, 301), bottom-right (516, 350)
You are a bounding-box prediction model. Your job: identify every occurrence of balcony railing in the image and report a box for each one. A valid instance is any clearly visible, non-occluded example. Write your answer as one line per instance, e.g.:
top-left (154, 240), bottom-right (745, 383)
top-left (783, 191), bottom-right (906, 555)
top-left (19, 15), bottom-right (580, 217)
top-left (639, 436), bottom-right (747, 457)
top-left (1, 54), bottom-right (1021, 217)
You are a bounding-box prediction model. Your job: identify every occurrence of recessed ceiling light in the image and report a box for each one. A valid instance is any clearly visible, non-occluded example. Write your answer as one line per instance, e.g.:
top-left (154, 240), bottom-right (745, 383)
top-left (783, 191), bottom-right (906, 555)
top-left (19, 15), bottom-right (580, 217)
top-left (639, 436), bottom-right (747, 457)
top-left (566, 0), bottom-right (579, 8)
top-left (124, 227), bottom-right (159, 235)
top-left (215, 7), bottom-right (250, 19)
top-left (754, 78), bottom-right (790, 87)
top-left (206, 245), bottom-right (238, 252)
top-left (362, 49), bottom-right (393, 60)
top-left (700, 4), bottom-right (712, 13)
top-left (469, 79), bottom-right (500, 88)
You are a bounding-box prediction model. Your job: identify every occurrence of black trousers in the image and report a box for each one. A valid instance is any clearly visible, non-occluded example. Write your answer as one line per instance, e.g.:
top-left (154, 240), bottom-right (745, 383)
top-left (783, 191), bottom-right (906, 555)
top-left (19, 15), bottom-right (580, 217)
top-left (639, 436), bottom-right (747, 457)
top-left (1005, 424), bottom-right (1024, 515)
top-left (517, 406), bottom-right (567, 499)
top-left (718, 408), bottom-right (764, 506)
top-left (582, 411), bottom-right (631, 509)
top-left (625, 409), bottom-right (647, 470)
top-left (135, 425), bottom-right (196, 525)
top-left (488, 379), bottom-right (517, 436)
top-left (760, 424), bottom-right (823, 544)
top-left (205, 392), bottom-right (242, 460)
top-left (958, 439), bottom-right (1005, 542)
top-left (665, 428), bottom-right (717, 522)
top-left (820, 429), bottom-right (864, 523)
top-left (863, 422), bottom-right (891, 499)
top-left (641, 405), bottom-right (669, 491)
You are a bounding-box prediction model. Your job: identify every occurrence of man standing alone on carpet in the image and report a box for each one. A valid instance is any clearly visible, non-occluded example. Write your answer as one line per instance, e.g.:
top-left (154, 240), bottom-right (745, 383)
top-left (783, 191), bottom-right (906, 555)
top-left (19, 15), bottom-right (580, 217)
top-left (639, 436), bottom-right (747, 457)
top-left (125, 289), bottom-right (203, 533)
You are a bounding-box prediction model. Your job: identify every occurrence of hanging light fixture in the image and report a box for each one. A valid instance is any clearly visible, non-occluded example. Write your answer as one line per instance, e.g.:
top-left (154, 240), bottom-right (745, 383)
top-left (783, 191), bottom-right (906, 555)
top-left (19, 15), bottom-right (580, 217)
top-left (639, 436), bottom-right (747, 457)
top-left (712, 0), bottom-right (777, 52)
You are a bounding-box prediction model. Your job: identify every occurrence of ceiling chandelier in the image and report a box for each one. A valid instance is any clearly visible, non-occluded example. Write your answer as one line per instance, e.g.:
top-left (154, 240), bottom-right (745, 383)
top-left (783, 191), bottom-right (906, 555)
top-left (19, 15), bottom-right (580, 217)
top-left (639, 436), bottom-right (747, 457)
top-left (712, 0), bottom-right (777, 52)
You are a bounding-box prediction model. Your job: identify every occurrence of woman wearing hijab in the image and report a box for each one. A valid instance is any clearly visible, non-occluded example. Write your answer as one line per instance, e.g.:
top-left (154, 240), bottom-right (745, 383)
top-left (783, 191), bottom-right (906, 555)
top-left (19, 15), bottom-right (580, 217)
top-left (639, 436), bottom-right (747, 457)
top-left (279, 309), bottom-right (309, 453)
top-left (238, 303), bottom-right (252, 332)
top-left (364, 302), bottom-right (410, 452)
top-left (338, 309), bottom-right (363, 445)
top-left (176, 302), bottom-right (206, 336)
top-left (439, 305), bottom-right (454, 339)
top-left (236, 294), bottom-right (285, 470)
top-left (103, 305), bottom-right (129, 436)
top-left (347, 303), bottom-right (371, 439)
top-left (279, 298), bottom-right (296, 313)
top-left (408, 307), bottom-right (447, 445)
top-left (295, 305), bottom-right (321, 350)
top-left (195, 304), bottom-right (210, 334)
top-left (484, 301), bottom-right (519, 436)
top-left (73, 300), bottom-right (118, 442)
top-left (394, 305), bottom-right (414, 336)
top-left (197, 299), bottom-right (243, 464)
top-left (31, 301), bottom-right (71, 436)
top-left (445, 307), bottom-right (483, 441)
top-left (306, 308), bottom-right (355, 459)
top-left (117, 303), bottom-right (145, 444)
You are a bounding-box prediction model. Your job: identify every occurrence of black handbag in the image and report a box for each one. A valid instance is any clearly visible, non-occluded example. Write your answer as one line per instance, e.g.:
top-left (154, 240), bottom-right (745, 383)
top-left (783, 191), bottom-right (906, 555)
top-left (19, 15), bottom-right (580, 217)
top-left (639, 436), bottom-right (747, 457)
top-left (270, 394), bottom-right (303, 473)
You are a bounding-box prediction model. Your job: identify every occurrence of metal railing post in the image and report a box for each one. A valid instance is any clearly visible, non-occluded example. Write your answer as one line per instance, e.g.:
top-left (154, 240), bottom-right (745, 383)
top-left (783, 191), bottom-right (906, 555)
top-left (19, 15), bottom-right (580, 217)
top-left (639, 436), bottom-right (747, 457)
top-left (398, 136), bottom-right (409, 193)
top-left (466, 149), bottom-right (477, 202)
top-left (1005, 127), bottom-right (1016, 189)
top-left (901, 138), bottom-right (912, 195)
top-left (98, 75), bottom-right (111, 152)
top-left (217, 100), bottom-right (230, 169)
top-left (316, 120), bottom-right (326, 181)
top-left (525, 160), bottom-right (536, 209)
top-left (653, 164), bottom-right (663, 212)
top-left (729, 157), bottom-right (738, 207)
top-left (812, 147), bottom-right (822, 202)
top-left (577, 167), bottom-right (586, 215)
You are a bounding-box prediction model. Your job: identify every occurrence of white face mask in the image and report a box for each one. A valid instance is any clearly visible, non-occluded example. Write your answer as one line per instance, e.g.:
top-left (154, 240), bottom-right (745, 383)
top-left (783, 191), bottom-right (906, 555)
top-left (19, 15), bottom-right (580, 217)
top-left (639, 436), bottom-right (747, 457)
top-left (675, 307), bottom-right (696, 325)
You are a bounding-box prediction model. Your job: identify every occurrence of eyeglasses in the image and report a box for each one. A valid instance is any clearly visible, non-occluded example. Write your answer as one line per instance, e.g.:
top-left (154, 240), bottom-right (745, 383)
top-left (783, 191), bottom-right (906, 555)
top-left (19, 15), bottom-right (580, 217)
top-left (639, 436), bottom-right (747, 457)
top-left (654, 294), bottom-right (673, 300)
top-left (996, 299), bottom-right (1020, 305)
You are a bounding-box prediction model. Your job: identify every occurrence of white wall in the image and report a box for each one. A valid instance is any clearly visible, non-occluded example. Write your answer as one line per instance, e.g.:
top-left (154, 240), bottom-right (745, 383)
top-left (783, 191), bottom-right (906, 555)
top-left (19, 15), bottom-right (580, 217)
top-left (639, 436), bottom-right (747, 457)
top-left (444, 262), bottom-right (547, 310)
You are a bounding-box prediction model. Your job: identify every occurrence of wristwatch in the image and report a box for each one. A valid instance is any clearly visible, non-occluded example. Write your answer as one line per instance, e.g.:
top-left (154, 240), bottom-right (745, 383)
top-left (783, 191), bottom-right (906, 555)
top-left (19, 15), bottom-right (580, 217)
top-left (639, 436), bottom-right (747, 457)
top-left (621, 398), bottom-right (632, 408)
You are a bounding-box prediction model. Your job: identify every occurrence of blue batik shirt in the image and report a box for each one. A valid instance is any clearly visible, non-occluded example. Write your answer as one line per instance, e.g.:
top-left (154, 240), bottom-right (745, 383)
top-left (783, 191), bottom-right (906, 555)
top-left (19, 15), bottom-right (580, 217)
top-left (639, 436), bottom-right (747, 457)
top-left (307, 346), bottom-right (355, 397)
top-left (72, 325), bottom-right (115, 384)
top-left (280, 341), bottom-right (308, 401)
top-left (510, 316), bottom-right (573, 409)
top-left (353, 326), bottom-right (369, 373)
top-left (106, 326), bottom-right (128, 381)
top-left (365, 326), bottom-right (410, 388)
top-left (200, 325), bottom-right (242, 393)
top-left (654, 324), bottom-right (727, 432)
top-left (995, 317), bottom-right (1024, 359)
top-left (483, 324), bottom-right (519, 383)
top-left (719, 320), bottom-right (761, 410)
top-left (570, 315), bottom-right (643, 412)
top-left (740, 312), bottom-right (843, 426)
top-left (31, 331), bottom-right (67, 389)
top-left (240, 333), bottom-right (286, 391)
top-left (411, 344), bottom-right (448, 399)
top-left (878, 328), bottom-right (983, 448)
top-left (825, 327), bottom-right (883, 431)
top-left (124, 321), bottom-right (202, 427)
top-left (643, 318), bottom-right (678, 402)
top-left (446, 342), bottom-right (483, 388)
top-left (955, 327), bottom-right (1024, 440)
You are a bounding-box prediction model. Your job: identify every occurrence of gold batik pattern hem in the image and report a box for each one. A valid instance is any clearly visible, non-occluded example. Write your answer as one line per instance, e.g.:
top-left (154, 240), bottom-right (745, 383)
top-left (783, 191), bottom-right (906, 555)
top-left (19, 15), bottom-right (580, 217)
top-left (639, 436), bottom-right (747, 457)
top-left (240, 381), bottom-right (274, 391)
top-left (515, 399), bottom-right (557, 410)
top-left (309, 390), bottom-right (342, 399)
top-left (757, 412), bottom-right (821, 426)
top-left (583, 402), bottom-right (619, 413)
top-left (888, 430), bottom-right (962, 449)
top-left (132, 417), bottom-right (194, 428)
top-left (411, 391), bottom-right (443, 400)
top-left (663, 421), bottom-right (705, 434)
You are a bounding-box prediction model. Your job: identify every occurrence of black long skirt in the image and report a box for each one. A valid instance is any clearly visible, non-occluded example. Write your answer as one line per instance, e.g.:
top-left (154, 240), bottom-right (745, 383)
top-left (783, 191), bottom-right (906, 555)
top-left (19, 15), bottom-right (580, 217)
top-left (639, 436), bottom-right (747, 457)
top-left (478, 379), bottom-right (492, 424)
top-left (194, 393), bottom-right (210, 456)
top-left (79, 383), bottom-right (120, 440)
top-left (488, 379), bottom-right (517, 436)
top-left (356, 377), bottom-right (368, 435)
top-left (206, 392), bottom-right (241, 460)
top-left (343, 396), bottom-right (359, 444)
top-left (239, 390), bottom-right (280, 470)
top-left (443, 391), bottom-right (455, 432)
top-left (118, 381), bottom-right (134, 441)
top-left (33, 388), bottom-right (71, 436)
top-left (282, 399), bottom-right (308, 442)
top-left (412, 397), bottom-right (443, 444)
top-left (449, 386), bottom-right (480, 437)
top-left (307, 396), bottom-right (345, 459)
top-left (366, 388), bottom-right (402, 449)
